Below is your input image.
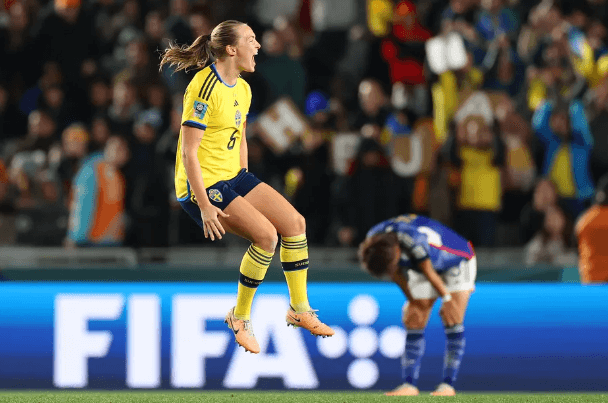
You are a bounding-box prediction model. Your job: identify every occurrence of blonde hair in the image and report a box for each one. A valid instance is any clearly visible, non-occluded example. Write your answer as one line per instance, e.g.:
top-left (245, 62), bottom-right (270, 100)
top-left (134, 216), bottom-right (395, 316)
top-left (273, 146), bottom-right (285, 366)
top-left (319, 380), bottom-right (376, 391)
top-left (159, 20), bottom-right (246, 72)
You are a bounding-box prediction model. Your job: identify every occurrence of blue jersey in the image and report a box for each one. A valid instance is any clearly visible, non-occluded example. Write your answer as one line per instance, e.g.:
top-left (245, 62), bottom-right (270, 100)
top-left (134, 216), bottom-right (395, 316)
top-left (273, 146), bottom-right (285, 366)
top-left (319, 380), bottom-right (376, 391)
top-left (366, 214), bottom-right (474, 273)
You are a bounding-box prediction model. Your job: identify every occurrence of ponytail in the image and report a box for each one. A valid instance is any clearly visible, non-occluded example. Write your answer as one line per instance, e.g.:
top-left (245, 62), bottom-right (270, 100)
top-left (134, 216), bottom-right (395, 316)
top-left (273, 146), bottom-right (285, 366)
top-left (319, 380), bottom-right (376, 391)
top-left (159, 34), bottom-right (213, 73)
top-left (159, 20), bottom-right (246, 73)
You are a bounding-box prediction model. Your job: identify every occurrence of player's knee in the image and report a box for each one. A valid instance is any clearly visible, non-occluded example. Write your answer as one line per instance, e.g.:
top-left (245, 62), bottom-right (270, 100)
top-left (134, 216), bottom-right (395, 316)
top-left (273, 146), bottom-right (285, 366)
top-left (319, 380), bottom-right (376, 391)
top-left (439, 308), bottom-right (465, 326)
top-left (254, 226), bottom-right (278, 253)
top-left (404, 306), bottom-right (430, 329)
top-left (292, 212), bottom-right (306, 235)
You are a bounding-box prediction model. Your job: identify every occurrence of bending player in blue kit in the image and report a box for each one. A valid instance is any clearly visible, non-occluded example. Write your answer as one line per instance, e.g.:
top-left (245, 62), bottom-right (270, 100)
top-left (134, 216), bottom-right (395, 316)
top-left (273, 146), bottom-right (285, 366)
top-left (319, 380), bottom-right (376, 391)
top-left (358, 214), bottom-right (476, 396)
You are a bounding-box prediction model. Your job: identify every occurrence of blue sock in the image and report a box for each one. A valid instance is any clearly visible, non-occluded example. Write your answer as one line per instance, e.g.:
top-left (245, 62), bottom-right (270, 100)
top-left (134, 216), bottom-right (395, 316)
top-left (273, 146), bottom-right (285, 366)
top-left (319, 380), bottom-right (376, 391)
top-left (402, 328), bottom-right (425, 386)
top-left (443, 324), bottom-right (466, 386)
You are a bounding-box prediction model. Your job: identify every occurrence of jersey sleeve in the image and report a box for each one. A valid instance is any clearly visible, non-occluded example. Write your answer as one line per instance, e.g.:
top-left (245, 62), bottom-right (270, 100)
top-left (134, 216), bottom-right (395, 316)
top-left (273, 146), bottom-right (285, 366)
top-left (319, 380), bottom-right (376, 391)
top-left (181, 78), bottom-right (215, 130)
top-left (394, 223), bottom-right (430, 263)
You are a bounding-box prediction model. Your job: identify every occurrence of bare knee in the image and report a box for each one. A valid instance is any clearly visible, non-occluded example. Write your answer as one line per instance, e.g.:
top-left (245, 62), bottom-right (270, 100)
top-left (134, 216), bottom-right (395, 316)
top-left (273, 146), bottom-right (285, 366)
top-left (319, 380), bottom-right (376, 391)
top-left (291, 213), bottom-right (306, 236)
top-left (254, 224), bottom-right (278, 253)
top-left (403, 302), bottom-right (433, 329)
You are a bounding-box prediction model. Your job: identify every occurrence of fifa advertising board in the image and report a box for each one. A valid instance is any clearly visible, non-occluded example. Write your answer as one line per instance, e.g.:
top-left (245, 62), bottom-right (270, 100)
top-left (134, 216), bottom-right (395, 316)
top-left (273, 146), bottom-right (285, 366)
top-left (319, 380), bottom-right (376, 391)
top-left (0, 283), bottom-right (607, 391)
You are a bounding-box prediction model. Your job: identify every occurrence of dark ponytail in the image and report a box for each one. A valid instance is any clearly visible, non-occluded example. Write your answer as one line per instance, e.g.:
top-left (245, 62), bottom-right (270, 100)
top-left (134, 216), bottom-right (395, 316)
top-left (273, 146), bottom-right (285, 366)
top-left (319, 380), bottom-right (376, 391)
top-left (159, 20), bottom-right (245, 73)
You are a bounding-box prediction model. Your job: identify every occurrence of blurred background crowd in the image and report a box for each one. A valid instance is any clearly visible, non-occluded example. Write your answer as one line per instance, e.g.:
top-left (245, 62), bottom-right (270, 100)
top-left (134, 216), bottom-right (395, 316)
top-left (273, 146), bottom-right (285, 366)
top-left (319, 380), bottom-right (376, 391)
top-left (1, 0), bottom-right (607, 266)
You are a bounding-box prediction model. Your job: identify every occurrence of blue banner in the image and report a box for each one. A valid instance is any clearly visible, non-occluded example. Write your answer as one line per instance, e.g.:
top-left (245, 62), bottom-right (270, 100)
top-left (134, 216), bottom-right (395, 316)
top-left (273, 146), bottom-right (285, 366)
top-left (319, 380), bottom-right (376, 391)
top-left (0, 283), bottom-right (606, 391)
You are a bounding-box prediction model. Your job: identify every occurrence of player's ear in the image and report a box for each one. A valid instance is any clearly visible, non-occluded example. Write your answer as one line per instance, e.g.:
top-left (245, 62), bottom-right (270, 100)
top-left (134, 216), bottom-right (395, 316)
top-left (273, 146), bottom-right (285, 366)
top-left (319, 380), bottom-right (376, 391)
top-left (226, 44), bottom-right (237, 56)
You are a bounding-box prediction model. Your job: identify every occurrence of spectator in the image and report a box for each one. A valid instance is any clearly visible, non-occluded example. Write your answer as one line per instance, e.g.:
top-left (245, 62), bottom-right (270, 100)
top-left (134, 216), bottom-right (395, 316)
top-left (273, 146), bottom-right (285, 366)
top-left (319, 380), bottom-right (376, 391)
top-left (14, 169), bottom-right (68, 246)
top-left (445, 92), bottom-right (505, 247)
top-left (65, 136), bottom-right (129, 247)
top-left (0, 1), bottom-right (36, 87)
top-left (0, 158), bottom-right (16, 245)
top-left (16, 109), bottom-right (58, 154)
top-left (525, 204), bottom-right (573, 266)
top-left (39, 83), bottom-right (80, 134)
top-left (352, 78), bottom-right (392, 130)
top-left (476, 0), bottom-right (519, 45)
top-left (165, 0), bottom-right (193, 46)
top-left (495, 96), bottom-right (535, 227)
top-left (88, 76), bottom-right (112, 120)
top-left (90, 114), bottom-right (112, 153)
top-left (575, 174), bottom-right (608, 283)
top-left (49, 123), bottom-right (90, 206)
top-left (32, 0), bottom-right (98, 86)
top-left (379, 1), bottom-right (431, 86)
top-left (124, 111), bottom-right (169, 247)
top-left (532, 99), bottom-right (594, 219)
top-left (338, 133), bottom-right (396, 246)
top-left (384, 107), bottom-right (418, 213)
top-left (108, 79), bottom-right (142, 136)
top-left (115, 37), bottom-right (159, 103)
top-left (256, 27), bottom-right (307, 110)
top-left (520, 178), bottom-right (561, 244)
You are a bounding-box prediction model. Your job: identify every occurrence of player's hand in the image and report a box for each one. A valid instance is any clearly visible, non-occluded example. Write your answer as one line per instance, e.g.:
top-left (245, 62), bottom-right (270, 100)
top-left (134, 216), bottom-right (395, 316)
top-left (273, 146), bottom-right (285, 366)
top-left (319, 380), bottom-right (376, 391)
top-left (439, 298), bottom-right (460, 327)
top-left (200, 203), bottom-right (229, 241)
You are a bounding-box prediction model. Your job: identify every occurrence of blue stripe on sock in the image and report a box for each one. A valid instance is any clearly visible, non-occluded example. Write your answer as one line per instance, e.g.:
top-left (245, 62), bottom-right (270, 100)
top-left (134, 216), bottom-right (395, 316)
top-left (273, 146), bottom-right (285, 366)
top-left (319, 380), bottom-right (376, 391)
top-left (403, 328), bottom-right (426, 386)
top-left (239, 273), bottom-right (263, 288)
top-left (443, 325), bottom-right (466, 386)
top-left (282, 259), bottom-right (309, 272)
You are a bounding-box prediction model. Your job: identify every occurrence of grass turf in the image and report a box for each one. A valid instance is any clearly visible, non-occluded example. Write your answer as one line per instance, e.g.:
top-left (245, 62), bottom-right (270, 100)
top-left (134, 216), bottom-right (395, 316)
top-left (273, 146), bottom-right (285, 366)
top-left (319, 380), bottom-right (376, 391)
top-left (0, 392), bottom-right (606, 403)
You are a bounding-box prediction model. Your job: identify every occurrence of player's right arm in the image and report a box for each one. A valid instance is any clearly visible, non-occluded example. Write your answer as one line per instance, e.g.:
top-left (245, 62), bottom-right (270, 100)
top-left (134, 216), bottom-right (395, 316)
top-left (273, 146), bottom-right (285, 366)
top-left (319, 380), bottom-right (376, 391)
top-left (418, 259), bottom-right (459, 326)
top-left (181, 125), bottom-right (228, 241)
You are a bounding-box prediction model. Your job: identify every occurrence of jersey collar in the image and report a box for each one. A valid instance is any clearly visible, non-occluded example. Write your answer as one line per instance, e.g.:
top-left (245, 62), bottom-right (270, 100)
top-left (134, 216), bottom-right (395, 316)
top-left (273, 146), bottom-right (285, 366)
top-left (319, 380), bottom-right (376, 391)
top-left (210, 64), bottom-right (237, 88)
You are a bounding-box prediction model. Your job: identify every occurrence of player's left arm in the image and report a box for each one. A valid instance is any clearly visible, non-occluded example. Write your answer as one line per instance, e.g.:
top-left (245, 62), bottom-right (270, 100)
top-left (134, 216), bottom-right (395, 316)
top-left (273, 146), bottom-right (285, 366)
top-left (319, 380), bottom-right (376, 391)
top-left (240, 120), bottom-right (248, 170)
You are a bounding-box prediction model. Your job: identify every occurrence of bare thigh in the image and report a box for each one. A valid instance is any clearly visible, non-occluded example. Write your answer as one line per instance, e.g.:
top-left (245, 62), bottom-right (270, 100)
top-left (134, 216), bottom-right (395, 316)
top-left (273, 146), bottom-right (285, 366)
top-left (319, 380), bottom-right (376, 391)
top-left (244, 183), bottom-right (305, 237)
top-left (403, 298), bottom-right (437, 329)
top-left (439, 290), bottom-right (471, 325)
top-left (218, 196), bottom-right (278, 253)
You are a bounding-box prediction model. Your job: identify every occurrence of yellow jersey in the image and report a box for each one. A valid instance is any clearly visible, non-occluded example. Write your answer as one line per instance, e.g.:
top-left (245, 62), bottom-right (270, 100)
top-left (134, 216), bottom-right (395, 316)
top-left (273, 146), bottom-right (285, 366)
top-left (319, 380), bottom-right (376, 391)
top-left (175, 64), bottom-right (252, 200)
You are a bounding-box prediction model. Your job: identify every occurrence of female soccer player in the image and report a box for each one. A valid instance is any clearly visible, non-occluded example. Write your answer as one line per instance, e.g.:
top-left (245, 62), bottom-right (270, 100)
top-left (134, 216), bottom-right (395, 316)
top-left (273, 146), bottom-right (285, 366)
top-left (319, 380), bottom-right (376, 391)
top-left (159, 20), bottom-right (334, 354)
top-left (358, 214), bottom-right (476, 396)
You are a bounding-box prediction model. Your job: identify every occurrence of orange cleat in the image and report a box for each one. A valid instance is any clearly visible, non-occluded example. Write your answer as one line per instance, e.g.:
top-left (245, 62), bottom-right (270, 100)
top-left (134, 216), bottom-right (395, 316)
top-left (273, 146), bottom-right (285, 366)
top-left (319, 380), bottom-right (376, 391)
top-left (224, 307), bottom-right (260, 354)
top-left (431, 383), bottom-right (457, 396)
top-left (286, 307), bottom-right (334, 337)
top-left (385, 383), bottom-right (420, 396)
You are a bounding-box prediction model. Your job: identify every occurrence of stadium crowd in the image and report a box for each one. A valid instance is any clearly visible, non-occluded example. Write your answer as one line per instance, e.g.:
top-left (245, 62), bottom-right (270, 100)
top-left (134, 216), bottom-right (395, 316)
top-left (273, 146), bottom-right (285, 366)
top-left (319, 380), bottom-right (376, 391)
top-left (0, 0), bottom-right (607, 263)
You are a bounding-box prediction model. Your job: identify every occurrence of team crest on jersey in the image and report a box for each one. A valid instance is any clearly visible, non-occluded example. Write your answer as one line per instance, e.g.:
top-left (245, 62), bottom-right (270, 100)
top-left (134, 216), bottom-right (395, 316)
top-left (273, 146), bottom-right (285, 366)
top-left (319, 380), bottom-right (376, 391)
top-left (208, 189), bottom-right (223, 203)
top-left (235, 110), bottom-right (241, 127)
top-left (193, 101), bottom-right (208, 119)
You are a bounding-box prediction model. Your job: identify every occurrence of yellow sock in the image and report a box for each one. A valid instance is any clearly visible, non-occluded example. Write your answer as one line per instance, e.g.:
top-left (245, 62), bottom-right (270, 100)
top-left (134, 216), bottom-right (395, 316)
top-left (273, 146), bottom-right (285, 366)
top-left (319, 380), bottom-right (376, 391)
top-left (280, 234), bottom-right (311, 313)
top-left (234, 244), bottom-right (273, 320)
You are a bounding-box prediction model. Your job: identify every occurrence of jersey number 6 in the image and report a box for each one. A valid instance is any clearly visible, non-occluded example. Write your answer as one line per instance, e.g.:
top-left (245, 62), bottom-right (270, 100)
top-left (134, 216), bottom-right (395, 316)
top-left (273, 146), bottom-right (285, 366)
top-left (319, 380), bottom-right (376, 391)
top-left (227, 129), bottom-right (237, 150)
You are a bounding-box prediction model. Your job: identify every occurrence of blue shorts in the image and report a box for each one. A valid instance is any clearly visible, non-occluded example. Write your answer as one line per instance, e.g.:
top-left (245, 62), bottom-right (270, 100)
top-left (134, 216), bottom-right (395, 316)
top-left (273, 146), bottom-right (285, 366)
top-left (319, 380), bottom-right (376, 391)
top-left (179, 168), bottom-right (261, 228)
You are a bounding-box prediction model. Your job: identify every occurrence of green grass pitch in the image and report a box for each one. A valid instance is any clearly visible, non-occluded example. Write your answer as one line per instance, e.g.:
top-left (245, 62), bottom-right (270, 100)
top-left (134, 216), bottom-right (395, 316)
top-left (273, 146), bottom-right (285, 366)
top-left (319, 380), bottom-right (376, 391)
top-left (0, 391), bottom-right (606, 403)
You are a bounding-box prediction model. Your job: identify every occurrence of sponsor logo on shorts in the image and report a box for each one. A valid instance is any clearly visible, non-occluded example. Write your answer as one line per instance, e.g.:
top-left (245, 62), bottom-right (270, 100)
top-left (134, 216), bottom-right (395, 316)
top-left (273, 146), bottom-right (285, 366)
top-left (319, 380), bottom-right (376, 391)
top-left (208, 189), bottom-right (223, 203)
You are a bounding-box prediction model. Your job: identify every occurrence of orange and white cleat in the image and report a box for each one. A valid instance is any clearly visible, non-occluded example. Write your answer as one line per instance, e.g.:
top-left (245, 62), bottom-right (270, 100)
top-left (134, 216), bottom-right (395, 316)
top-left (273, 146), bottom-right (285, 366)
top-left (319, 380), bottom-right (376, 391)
top-left (224, 307), bottom-right (260, 354)
top-left (430, 383), bottom-right (457, 396)
top-left (385, 383), bottom-right (420, 396)
top-left (286, 307), bottom-right (334, 337)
